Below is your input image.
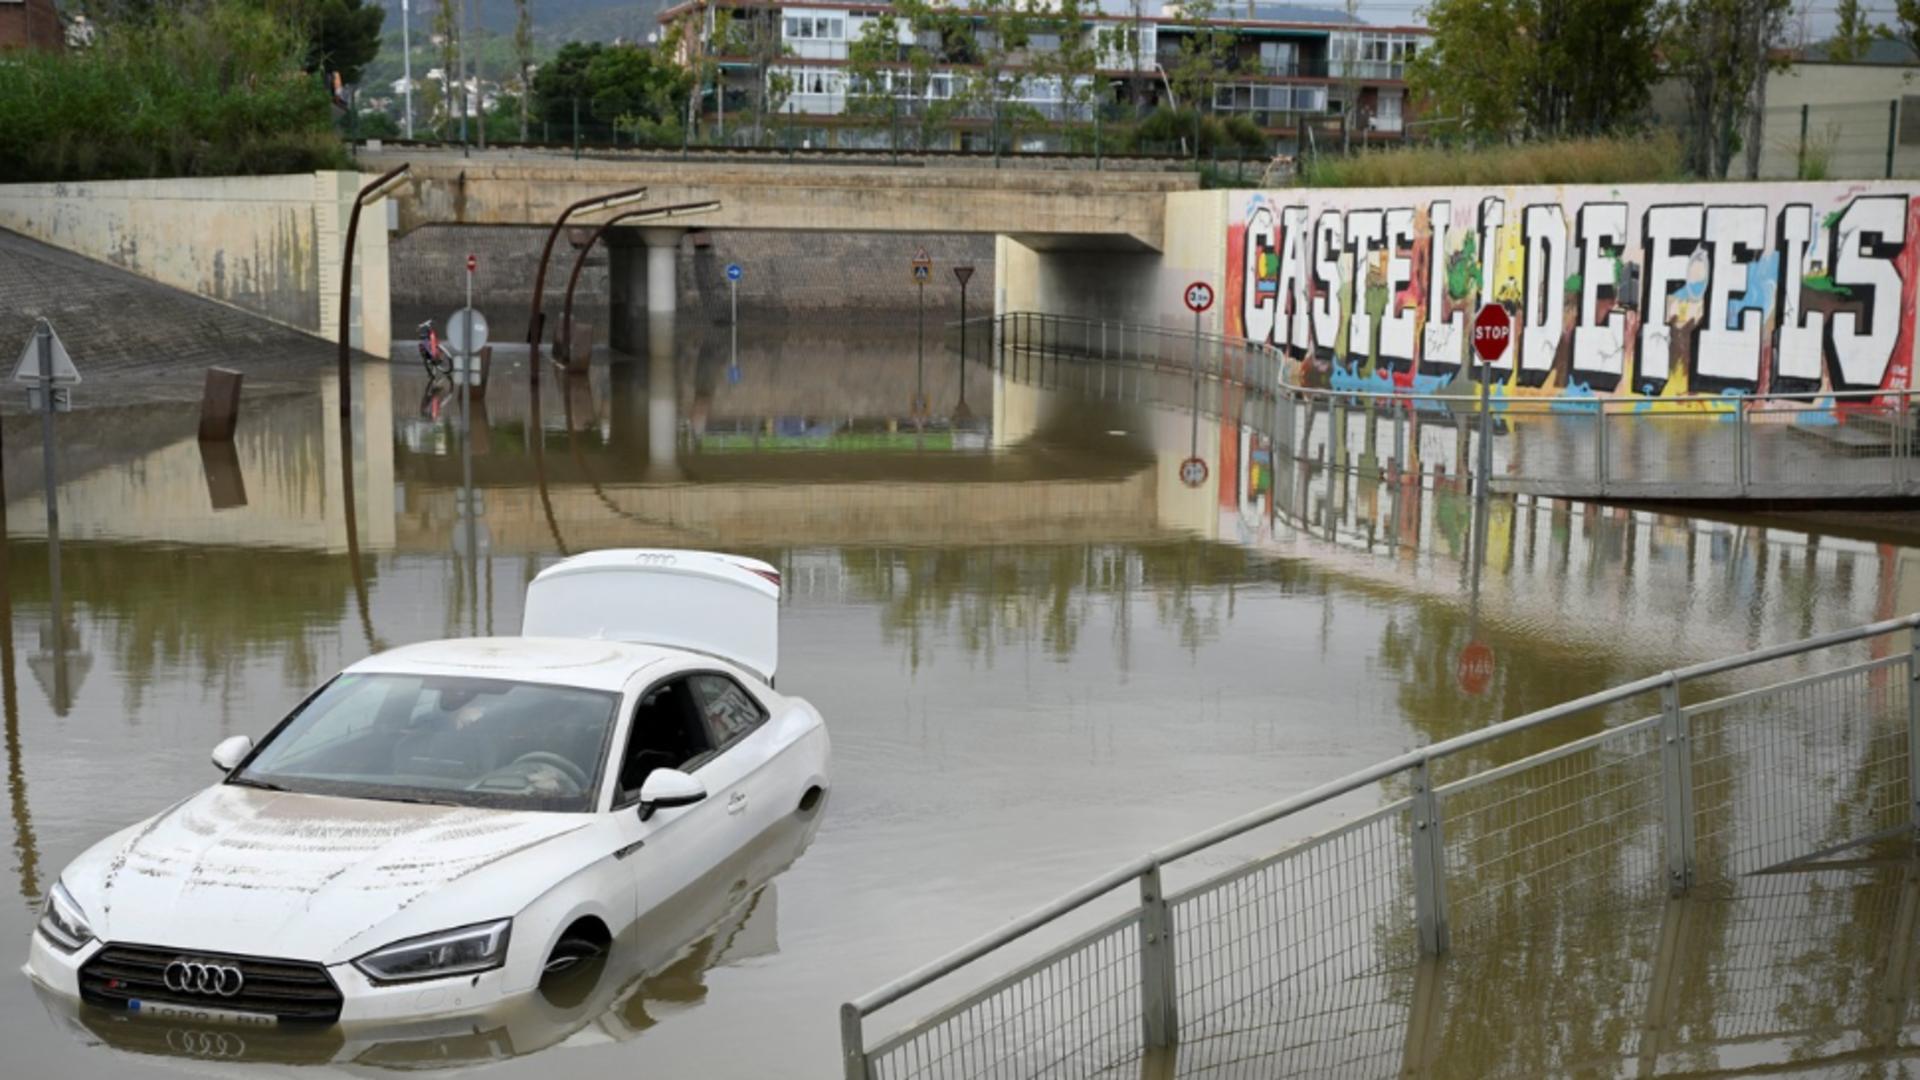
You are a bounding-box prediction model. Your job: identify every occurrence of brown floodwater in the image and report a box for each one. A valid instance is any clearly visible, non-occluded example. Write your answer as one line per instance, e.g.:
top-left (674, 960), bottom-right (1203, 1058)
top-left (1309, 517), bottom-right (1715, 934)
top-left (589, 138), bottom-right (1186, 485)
top-left (3, 321), bottom-right (1918, 1078)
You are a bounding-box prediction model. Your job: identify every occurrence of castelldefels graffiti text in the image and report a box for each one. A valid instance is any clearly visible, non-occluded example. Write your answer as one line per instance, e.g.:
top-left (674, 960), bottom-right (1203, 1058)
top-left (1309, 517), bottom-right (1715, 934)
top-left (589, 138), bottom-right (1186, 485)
top-left (1225, 184), bottom-right (1920, 399)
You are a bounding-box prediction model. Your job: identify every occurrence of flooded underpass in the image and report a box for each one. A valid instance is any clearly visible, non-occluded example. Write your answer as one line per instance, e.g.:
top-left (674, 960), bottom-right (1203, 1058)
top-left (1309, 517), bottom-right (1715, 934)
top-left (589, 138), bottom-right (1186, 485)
top-left (5, 321), bottom-right (1920, 1078)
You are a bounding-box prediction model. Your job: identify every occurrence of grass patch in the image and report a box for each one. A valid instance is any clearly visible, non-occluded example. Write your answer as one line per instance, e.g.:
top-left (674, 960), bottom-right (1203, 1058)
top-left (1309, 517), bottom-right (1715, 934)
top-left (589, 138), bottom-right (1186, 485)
top-left (1297, 134), bottom-right (1686, 188)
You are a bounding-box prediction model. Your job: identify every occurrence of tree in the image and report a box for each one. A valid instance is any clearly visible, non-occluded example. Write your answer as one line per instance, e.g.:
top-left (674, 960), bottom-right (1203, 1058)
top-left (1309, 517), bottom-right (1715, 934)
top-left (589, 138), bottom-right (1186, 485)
top-left (1165, 0), bottom-right (1238, 153)
top-left (283, 0), bottom-right (386, 86)
top-left (1892, 0), bottom-right (1920, 60)
top-left (532, 40), bottom-right (599, 126)
top-left (1827, 0), bottom-right (1885, 61)
top-left (1408, 0), bottom-right (1661, 141)
top-left (434, 0), bottom-right (460, 133)
top-left (723, 11), bottom-right (792, 144)
top-left (514, 0), bottom-right (534, 140)
top-left (1660, 0), bottom-right (1790, 178)
top-left (1033, 0), bottom-right (1101, 133)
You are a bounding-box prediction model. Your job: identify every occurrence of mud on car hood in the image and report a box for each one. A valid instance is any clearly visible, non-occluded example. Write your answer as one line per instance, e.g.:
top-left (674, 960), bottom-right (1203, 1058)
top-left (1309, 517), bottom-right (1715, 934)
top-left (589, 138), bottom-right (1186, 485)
top-left (68, 785), bottom-right (589, 963)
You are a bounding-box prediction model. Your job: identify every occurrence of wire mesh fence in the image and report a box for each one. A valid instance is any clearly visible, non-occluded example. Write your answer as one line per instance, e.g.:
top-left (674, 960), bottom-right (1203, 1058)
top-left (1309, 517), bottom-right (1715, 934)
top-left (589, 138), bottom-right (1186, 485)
top-left (865, 911), bottom-right (1145, 1080)
top-left (843, 603), bottom-right (1920, 1080)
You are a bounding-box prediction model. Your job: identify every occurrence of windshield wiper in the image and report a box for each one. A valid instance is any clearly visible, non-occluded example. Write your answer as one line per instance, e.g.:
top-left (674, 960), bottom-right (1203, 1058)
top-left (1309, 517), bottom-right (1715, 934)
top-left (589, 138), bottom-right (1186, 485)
top-left (226, 775), bottom-right (286, 792)
top-left (370, 794), bottom-right (463, 808)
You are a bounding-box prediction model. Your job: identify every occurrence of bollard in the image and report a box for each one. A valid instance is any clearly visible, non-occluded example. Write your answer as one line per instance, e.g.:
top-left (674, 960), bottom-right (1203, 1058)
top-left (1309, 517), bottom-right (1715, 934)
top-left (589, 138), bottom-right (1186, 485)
top-left (565, 320), bottom-right (595, 375)
top-left (198, 367), bottom-right (244, 442)
top-left (460, 346), bottom-right (493, 397)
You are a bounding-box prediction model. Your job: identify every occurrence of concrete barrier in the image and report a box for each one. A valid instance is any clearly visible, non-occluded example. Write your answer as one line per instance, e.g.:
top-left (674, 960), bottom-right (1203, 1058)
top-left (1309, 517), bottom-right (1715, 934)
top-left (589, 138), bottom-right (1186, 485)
top-left (0, 171), bottom-right (391, 357)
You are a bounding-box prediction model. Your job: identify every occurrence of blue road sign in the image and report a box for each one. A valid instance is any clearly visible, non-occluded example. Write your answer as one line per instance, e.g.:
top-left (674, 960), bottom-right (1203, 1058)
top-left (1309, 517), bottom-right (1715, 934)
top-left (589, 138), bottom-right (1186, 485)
top-left (726, 263), bottom-right (743, 282)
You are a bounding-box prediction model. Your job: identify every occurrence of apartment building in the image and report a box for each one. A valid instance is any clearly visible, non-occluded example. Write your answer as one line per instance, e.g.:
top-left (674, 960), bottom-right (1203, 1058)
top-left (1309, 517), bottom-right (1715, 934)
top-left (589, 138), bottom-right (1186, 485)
top-left (657, 0), bottom-right (1427, 151)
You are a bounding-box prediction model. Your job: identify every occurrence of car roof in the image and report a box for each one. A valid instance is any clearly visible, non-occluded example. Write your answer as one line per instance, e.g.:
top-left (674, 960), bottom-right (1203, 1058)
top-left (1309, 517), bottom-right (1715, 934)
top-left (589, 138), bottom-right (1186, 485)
top-left (344, 637), bottom-right (684, 693)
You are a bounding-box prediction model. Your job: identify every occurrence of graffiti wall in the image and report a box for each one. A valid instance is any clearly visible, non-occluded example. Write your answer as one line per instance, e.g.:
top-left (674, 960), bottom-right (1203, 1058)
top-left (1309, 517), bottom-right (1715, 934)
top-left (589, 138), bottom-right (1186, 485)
top-left (1224, 183), bottom-right (1920, 401)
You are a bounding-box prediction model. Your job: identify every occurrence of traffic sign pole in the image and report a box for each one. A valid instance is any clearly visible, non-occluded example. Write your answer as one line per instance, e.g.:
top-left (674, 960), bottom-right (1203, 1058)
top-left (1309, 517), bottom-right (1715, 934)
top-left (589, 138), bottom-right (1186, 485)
top-left (1182, 281), bottom-right (1215, 459)
top-left (462, 254), bottom-right (475, 426)
top-left (1471, 303), bottom-right (1509, 496)
top-left (911, 248), bottom-right (932, 421)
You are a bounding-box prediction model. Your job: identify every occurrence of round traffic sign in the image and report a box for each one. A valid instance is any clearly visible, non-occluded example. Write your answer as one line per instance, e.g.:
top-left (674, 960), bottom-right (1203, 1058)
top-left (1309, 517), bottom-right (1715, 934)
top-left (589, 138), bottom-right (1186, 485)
top-left (1184, 281), bottom-right (1215, 314)
top-left (1457, 640), bottom-right (1495, 696)
top-left (444, 307), bottom-right (489, 357)
top-left (1472, 303), bottom-right (1511, 363)
top-left (726, 263), bottom-right (742, 282)
top-left (1179, 456), bottom-right (1209, 488)
top-left (465, 253), bottom-right (477, 274)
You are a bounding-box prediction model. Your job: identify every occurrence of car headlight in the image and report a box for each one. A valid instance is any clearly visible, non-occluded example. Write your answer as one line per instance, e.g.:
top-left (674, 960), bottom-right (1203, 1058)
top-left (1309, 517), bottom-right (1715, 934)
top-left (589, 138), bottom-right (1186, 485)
top-left (352, 919), bottom-right (512, 984)
top-left (37, 880), bottom-right (93, 953)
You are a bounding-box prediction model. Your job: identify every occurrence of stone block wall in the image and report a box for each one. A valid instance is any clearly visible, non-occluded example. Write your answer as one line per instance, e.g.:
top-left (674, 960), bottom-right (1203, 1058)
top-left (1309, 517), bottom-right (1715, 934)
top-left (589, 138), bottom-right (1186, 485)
top-left (391, 225), bottom-right (995, 334)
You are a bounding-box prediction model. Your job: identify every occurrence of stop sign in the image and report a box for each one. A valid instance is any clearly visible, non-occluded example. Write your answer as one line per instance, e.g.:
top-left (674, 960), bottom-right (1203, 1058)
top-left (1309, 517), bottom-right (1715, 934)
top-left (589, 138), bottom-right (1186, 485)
top-left (1471, 303), bottom-right (1511, 363)
top-left (1457, 640), bottom-right (1495, 696)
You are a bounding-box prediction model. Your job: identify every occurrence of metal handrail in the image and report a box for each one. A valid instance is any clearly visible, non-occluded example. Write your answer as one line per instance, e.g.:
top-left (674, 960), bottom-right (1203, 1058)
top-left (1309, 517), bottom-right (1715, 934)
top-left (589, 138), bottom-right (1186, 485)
top-left (973, 310), bottom-right (1920, 408)
top-left (841, 592), bottom-right (1920, 1071)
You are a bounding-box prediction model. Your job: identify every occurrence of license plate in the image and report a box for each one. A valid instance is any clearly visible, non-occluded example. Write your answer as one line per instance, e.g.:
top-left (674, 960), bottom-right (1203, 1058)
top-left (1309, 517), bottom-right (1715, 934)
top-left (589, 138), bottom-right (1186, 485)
top-left (127, 998), bottom-right (278, 1027)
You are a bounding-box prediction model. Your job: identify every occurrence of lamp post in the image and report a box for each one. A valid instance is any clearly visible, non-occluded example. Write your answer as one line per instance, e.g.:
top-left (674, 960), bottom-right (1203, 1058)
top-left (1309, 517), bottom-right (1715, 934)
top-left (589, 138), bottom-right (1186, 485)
top-left (526, 187), bottom-right (648, 393)
top-left (557, 200), bottom-right (721, 369)
top-left (337, 163), bottom-right (411, 420)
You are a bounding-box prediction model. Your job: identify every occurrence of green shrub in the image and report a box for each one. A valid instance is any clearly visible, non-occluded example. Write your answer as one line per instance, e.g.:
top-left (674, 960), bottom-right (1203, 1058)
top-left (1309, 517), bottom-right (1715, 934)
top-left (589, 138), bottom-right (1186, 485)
top-left (1125, 107), bottom-right (1272, 157)
top-left (0, 1), bottom-right (348, 182)
top-left (1297, 134), bottom-right (1684, 188)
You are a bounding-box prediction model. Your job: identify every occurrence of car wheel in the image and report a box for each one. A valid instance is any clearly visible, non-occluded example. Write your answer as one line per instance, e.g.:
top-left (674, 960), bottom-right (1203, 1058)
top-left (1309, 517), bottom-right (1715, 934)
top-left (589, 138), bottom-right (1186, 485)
top-left (539, 920), bottom-right (612, 1007)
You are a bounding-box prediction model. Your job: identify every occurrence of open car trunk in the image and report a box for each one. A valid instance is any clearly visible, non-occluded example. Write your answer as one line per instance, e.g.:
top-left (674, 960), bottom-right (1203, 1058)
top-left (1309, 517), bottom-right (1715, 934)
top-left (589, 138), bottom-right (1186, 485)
top-left (521, 550), bottom-right (780, 681)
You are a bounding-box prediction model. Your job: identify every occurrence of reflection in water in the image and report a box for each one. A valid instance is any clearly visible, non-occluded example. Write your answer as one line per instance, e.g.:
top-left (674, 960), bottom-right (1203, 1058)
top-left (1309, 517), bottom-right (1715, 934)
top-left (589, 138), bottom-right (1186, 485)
top-left (51, 805), bottom-right (822, 1071)
top-left (10, 323), bottom-right (1920, 1076)
top-left (0, 468), bottom-right (37, 902)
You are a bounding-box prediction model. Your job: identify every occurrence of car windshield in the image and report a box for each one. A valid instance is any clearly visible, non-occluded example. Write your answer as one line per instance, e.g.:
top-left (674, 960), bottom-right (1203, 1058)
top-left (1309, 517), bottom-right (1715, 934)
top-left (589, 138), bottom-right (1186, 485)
top-left (234, 673), bottom-right (618, 813)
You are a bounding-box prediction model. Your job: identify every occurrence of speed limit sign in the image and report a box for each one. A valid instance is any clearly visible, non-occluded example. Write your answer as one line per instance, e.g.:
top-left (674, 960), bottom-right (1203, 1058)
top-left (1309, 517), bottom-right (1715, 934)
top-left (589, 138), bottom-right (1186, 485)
top-left (1184, 281), bottom-right (1215, 314)
top-left (1179, 456), bottom-right (1209, 488)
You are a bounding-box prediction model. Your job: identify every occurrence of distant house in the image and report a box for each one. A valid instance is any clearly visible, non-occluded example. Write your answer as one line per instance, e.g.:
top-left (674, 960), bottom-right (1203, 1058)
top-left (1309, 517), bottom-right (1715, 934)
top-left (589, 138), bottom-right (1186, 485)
top-left (0, 0), bottom-right (62, 51)
top-left (657, 0), bottom-right (1427, 153)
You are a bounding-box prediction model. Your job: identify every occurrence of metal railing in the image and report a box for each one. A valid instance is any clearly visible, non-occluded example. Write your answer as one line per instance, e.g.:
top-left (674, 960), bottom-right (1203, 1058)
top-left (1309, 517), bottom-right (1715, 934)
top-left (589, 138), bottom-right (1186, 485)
top-left (976, 311), bottom-right (1920, 500)
top-left (842, 611), bottom-right (1920, 1079)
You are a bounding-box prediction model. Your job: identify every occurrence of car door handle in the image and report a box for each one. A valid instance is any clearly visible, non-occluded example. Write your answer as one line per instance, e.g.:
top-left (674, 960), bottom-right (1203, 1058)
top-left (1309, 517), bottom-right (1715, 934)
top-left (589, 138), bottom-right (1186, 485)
top-left (726, 792), bottom-right (748, 816)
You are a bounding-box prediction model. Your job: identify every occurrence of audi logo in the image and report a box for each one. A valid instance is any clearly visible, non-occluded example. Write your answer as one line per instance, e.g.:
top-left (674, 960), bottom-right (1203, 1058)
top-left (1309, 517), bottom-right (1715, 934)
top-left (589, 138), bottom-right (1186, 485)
top-left (162, 959), bottom-right (245, 997)
top-left (165, 1028), bottom-right (247, 1058)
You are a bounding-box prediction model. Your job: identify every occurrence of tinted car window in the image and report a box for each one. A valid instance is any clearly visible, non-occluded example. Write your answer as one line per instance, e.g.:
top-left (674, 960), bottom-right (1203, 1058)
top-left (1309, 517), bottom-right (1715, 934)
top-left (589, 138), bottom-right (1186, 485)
top-left (689, 674), bottom-right (767, 747)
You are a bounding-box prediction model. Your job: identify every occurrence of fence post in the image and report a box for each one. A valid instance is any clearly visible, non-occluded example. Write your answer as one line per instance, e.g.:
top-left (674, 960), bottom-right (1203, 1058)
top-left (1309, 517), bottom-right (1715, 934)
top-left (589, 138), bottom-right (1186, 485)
top-left (572, 97), bottom-right (581, 160)
top-left (1137, 864), bottom-right (1180, 1048)
top-left (1736, 398), bottom-right (1749, 495)
top-left (1798, 103), bottom-right (1810, 178)
top-left (840, 1003), bottom-right (869, 1080)
top-left (1891, 99), bottom-right (1900, 180)
top-left (1660, 674), bottom-right (1696, 896)
top-left (1409, 758), bottom-right (1450, 956)
top-left (1908, 627), bottom-right (1920, 837)
top-left (1596, 403), bottom-right (1609, 494)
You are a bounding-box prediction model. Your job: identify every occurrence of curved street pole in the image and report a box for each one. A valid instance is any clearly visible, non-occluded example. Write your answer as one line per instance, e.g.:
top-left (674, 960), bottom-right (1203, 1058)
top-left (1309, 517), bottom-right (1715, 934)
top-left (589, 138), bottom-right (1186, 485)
top-left (337, 163), bottom-right (411, 420)
top-left (526, 187), bottom-right (648, 396)
top-left (557, 200), bottom-right (722, 368)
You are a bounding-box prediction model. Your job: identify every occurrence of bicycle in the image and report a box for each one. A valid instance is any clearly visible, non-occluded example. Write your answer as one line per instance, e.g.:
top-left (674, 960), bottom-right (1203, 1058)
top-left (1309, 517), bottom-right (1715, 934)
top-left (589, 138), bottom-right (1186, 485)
top-left (416, 319), bottom-right (456, 420)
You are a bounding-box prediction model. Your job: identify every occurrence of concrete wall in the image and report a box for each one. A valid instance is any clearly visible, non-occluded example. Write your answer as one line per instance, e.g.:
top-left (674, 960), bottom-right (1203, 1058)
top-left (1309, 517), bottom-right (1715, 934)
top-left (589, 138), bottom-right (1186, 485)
top-left (1217, 181), bottom-right (1920, 401)
top-left (0, 171), bottom-right (391, 356)
top-left (996, 190), bottom-right (1225, 331)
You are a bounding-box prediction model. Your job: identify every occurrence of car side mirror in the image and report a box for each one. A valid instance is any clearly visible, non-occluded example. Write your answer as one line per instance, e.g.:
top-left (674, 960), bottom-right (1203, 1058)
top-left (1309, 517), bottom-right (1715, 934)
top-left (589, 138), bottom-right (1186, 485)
top-left (211, 735), bottom-right (253, 773)
top-left (637, 769), bottom-right (705, 821)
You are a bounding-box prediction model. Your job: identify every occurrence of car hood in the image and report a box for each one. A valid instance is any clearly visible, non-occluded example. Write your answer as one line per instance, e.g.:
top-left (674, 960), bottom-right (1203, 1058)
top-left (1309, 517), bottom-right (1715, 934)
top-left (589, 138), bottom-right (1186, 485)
top-left (67, 785), bottom-right (592, 963)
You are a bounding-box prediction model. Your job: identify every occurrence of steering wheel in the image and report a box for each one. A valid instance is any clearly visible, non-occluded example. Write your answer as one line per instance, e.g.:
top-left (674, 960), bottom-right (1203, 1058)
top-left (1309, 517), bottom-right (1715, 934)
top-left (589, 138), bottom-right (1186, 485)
top-left (466, 752), bottom-right (590, 796)
top-left (509, 751), bottom-right (591, 789)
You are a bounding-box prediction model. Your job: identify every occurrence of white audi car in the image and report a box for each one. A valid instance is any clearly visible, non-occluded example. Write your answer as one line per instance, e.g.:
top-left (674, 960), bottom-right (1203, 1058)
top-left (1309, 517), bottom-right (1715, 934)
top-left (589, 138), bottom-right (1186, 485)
top-left (25, 550), bottom-right (830, 1030)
